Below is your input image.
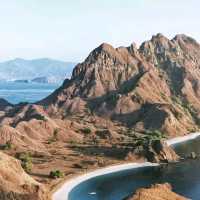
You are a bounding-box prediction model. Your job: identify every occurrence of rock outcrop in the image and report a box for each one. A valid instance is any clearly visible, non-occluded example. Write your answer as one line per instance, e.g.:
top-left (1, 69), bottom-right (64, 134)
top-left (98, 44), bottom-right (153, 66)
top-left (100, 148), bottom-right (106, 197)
top-left (145, 140), bottom-right (179, 163)
top-left (124, 183), bottom-right (188, 200)
top-left (0, 98), bottom-right (12, 111)
top-left (0, 151), bottom-right (51, 200)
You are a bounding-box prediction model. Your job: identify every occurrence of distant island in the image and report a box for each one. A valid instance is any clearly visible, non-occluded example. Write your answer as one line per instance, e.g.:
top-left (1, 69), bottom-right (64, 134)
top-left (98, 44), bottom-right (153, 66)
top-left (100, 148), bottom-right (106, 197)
top-left (0, 58), bottom-right (76, 84)
top-left (14, 76), bottom-right (59, 84)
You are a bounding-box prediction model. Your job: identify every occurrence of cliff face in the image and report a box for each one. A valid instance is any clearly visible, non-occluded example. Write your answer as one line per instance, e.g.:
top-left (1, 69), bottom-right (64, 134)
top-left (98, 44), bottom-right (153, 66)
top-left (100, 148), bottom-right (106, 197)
top-left (124, 183), bottom-right (188, 200)
top-left (145, 140), bottom-right (179, 163)
top-left (41, 34), bottom-right (200, 137)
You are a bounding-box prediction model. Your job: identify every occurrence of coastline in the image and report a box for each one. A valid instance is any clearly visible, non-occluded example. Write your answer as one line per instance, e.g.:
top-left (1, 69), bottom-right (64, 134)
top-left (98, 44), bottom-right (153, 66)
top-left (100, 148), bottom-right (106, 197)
top-left (166, 132), bottom-right (200, 146)
top-left (52, 162), bottom-right (158, 200)
top-left (52, 132), bottom-right (200, 200)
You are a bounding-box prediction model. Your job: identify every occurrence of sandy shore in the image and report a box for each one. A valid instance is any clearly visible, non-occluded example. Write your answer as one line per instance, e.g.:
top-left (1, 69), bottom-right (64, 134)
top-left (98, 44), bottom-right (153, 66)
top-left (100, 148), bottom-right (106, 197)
top-left (52, 162), bottom-right (158, 200)
top-left (166, 132), bottom-right (200, 146)
top-left (52, 132), bottom-right (200, 200)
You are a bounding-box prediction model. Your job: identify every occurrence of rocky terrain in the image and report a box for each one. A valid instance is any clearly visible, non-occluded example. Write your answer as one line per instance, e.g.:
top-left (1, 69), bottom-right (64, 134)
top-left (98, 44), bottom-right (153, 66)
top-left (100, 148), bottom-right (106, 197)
top-left (0, 151), bottom-right (50, 200)
top-left (124, 183), bottom-right (188, 200)
top-left (41, 33), bottom-right (200, 137)
top-left (0, 33), bottom-right (200, 199)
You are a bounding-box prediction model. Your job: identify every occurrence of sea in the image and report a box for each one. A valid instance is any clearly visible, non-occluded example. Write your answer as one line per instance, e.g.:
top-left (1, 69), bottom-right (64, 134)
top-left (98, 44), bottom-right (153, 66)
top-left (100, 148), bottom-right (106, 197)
top-left (69, 136), bottom-right (200, 200)
top-left (0, 81), bottom-right (59, 104)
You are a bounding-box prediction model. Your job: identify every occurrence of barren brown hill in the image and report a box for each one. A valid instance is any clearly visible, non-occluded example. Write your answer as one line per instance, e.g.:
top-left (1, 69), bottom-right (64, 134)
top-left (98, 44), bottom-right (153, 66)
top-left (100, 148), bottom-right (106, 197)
top-left (124, 183), bottom-right (188, 200)
top-left (0, 151), bottom-right (50, 200)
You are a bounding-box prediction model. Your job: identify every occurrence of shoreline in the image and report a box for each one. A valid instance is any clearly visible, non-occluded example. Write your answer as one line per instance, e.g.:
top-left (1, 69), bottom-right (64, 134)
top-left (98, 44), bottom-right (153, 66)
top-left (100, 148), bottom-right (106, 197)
top-left (166, 132), bottom-right (200, 146)
top-left (52, 162), bottom-right (158, 200)
top-left (52, 132), bottom-right (200, 200)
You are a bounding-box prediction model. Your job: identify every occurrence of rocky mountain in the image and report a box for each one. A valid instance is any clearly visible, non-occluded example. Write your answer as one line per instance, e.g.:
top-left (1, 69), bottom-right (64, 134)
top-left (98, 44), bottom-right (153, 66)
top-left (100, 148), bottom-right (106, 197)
top-left (41, 33), bottom-right (200, 137)
top-left (1, 33), bottom-right (200, 154)
top-left (0, 58), bottom-right (76, 84)
top-left (1, 34), bottom-right (200, 200)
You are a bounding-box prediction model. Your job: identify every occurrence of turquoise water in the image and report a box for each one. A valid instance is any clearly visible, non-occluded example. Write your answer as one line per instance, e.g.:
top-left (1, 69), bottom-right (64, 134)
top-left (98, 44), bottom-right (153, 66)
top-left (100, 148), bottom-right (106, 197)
top-left (69, 137), bottom-right (200, 200)
top-left (0, 82), bottom-right (59, 104)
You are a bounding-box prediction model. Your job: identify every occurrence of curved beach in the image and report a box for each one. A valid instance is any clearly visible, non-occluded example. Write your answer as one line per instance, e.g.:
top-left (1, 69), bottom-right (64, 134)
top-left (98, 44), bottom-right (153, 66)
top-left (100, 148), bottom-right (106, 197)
top-left (166, 132), bottom-right (200, 146)
top-left (52, 132), bottom-right (200, 200)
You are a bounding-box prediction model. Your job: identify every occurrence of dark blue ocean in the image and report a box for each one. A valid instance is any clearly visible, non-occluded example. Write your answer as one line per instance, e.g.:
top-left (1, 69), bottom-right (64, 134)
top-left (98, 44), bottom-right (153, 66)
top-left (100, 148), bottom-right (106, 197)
top-left (69, 137), bottom-right (200, 200)
top-left (0, 81), bottom-right (59, 104)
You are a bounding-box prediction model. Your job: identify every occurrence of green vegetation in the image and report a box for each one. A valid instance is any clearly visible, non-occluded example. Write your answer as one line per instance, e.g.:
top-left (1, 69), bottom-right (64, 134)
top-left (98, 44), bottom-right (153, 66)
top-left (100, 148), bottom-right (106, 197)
top-left (106, 93), bottom-right (119, 107)
top-left (160, 92), bottom-right (168, 101)
top-left (48, 128), bottom-right (59, 144)
top-left (182, 102), bottom-right (200, 126)
top-left (171, 96), bottom-right (200, 125)
top-left (37, 114), bottom-right (47, 121)
top-left (172, 96), bottom-right (194, 115)
top-left (173, 110), bottom-right (182, 120)
top-left (81, 127), bottom-right (91, 134)
top-left (134, 130), bottom-right (166, 148)
top-left (69, 140), bottom-right (76, 144)
top-left (171, 96), bottom-right (182, 105)
top-left (53, 128), bottom-right (59, 137)
top-left (2, 140), bottom-right (13, 150)
top-left (16, 152), bottom-right (32, 173)
top-left (49, 170), bottom-right (64, 179)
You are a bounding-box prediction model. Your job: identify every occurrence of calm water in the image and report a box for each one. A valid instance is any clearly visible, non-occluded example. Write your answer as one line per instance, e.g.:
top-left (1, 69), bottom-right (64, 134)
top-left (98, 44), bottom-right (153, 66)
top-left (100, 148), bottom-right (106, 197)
top-left (69, 136), bottom-right (200, 200)
top-left (0, 82), bottom-right (59, 104)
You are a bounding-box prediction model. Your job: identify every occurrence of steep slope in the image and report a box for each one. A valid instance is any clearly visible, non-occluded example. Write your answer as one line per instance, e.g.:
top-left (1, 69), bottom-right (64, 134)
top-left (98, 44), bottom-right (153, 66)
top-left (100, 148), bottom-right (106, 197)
top-left (0, 151), bottom-right (50, 200)
top-left (40, 34), bottom-right (200, 137)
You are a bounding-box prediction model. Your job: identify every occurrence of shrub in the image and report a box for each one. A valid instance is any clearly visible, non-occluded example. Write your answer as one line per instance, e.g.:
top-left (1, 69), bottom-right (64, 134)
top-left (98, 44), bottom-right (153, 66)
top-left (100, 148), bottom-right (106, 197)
top-left (16, 152), bottom-right (32, 173)
top-left (135, 130), bottom-right (166, 148)
top-left (173, 110), bottom-right (182, 119)
top-left (2, 140), bottom-right (13, 150)
top-left (48, 128), bottom-right (59, 144)
top-left (37, 115), bottom-right (47, 121)
top-left (49, 170), bottom-right (64, 179)
top-left (53, 128), bottom-right (59, 138)
top-left (81, 127), bottom-right (91, 134)
top-left (47, 138), bottom-right (55, 144)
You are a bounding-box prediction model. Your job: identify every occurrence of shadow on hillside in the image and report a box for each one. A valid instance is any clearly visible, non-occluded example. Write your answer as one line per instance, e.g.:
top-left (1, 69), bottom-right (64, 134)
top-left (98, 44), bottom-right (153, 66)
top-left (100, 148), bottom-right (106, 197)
top-left (29, 172), bottom-right (50, 178)
top-left (112, 103), bottom-right (168, 129)
top-left (70, 145), bottom-right (130, 160)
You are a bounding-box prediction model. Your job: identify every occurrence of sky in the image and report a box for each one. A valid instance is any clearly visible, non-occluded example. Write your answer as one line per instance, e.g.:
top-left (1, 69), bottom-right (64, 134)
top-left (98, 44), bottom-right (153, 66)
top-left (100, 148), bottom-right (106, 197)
top-left (0, 0), bottom-right (199, 62)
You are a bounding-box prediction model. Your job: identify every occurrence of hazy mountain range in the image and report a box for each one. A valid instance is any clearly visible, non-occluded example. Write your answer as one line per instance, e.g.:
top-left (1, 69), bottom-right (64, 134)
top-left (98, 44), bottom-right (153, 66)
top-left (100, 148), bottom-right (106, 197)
top-left (0, 58), bottom-right (76, 84)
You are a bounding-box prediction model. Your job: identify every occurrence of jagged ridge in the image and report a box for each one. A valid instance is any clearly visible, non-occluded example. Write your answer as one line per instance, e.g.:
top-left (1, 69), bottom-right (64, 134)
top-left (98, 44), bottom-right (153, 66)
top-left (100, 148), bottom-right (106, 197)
top-left (39, 33), bottom-right (200, 137)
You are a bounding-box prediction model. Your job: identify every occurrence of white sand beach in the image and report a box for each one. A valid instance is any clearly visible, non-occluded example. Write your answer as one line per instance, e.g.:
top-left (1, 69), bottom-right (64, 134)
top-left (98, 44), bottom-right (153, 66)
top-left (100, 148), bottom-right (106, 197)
top-left (53, 132), bottom-right (200, 200)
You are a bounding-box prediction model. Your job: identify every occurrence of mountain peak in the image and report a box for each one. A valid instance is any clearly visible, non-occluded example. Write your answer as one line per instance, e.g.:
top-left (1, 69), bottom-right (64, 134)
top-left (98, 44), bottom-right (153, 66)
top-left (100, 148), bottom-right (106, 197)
top-left (152, 33), bottom-right (166, 39)
top-left (173, 34), bottom-right (198, 45)
top-left (95, 43), bottom-right (116, 54)
top-left (42, 34), bottom-right (200, 138)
